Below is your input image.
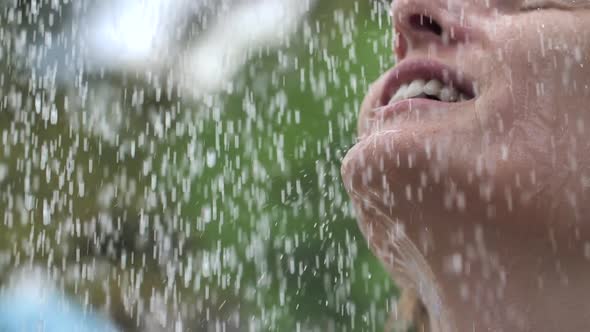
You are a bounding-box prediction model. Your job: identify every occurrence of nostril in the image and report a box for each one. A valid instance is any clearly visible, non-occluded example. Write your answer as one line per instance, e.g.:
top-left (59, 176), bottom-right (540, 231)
top-left (409, 14), bottom-right (443, 36)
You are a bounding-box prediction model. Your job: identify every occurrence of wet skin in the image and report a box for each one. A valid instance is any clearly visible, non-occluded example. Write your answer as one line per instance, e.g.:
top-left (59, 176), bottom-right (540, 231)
top-left (342, 0), bottom-right (590, 331)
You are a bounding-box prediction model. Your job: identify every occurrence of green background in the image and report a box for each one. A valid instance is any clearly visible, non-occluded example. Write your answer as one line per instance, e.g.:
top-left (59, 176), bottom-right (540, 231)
top-left (0, 0), bottom-right (398, 330)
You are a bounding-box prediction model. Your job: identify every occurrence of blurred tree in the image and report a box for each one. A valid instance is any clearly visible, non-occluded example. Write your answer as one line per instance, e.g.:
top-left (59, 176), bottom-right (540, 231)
top-left (0, 0), bottom-right (397, 330)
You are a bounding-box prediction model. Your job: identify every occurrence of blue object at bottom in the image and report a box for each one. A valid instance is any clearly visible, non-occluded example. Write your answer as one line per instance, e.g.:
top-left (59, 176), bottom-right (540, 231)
top-left (0, 285), bottom-right (118, 332)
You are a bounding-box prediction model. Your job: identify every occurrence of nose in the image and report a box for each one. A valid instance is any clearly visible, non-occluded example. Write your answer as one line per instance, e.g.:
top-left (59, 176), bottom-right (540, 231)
top-left (391, 0), bottom-right (473, 61)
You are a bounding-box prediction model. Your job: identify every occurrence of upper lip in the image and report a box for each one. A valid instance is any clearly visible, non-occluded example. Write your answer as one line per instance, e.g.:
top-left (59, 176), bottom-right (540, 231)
top-left (378, 58), bottom-right (477, 107)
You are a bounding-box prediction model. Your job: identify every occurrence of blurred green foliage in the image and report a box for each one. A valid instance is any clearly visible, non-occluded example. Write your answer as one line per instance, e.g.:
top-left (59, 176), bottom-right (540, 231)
top-left (0, 0), bottom-right (398, 330)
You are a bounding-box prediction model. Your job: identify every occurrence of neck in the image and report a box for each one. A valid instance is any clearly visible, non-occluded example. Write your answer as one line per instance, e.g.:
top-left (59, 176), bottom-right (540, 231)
top-left (354, 197), bottom-right (590, 332)
top-left (406, 214), bottom-right (590, 332)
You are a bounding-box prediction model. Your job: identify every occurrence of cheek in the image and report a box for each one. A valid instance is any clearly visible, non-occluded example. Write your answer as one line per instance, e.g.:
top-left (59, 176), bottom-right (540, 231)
top-left (500, 13), bottom-right (590, 111)
top-left (481, 15), bottom-right (582, 147)
top-left (481, 15), bottom-right (590, 212)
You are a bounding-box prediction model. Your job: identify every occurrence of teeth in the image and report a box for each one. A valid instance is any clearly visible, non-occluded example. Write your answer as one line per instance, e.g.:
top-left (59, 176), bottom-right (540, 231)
top-left (405, 79), bottom-right (426, 98)
top-left (389, 84), bottom-right (408, 103)
top-left (423, 79), bottom-right (443, 96)
top-left (388, 78), bottom-right (469, 104)
top-left (439, 86), bottom-right (458, 102)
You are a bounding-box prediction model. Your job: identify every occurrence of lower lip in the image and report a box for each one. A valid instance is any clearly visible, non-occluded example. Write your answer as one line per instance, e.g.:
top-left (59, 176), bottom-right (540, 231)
top-left (372, 98), bottom-right (467, 122)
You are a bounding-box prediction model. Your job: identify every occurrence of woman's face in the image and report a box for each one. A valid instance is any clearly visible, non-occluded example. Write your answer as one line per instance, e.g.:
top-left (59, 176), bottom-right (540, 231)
top-left (342, 1), bottom-right (590, 328)
top-left (343, 0), bottom-right (590, 228)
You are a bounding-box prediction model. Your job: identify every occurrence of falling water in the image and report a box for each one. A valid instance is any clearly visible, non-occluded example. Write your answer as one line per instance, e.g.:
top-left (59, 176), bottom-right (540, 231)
top-left (0, 0), bottom-right (396, 331)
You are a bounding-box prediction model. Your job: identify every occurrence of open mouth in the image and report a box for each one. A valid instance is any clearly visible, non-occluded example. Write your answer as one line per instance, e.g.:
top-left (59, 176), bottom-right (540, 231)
top-left (379, 59), bottom-right (477, 107)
